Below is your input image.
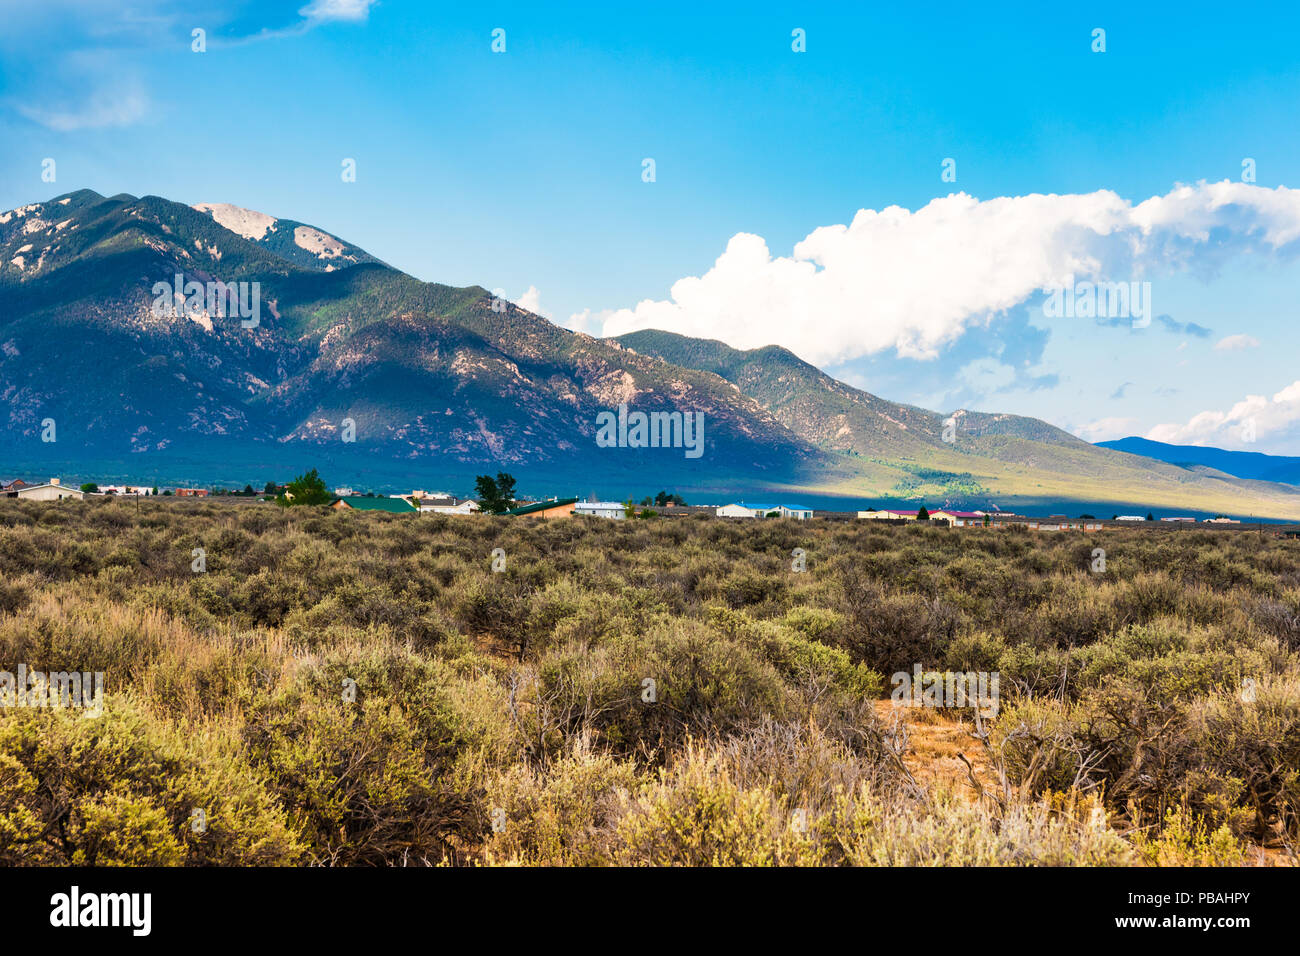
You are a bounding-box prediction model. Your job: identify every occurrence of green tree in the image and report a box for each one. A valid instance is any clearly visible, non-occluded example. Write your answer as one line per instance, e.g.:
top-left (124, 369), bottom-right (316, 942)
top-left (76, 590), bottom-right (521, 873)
top-left (276, 468), bottom-right (331, 507)
top-left (80, 483), bottom-right (98, 493)
top-left (916, 504), bottom-right (930, 520)
top-left (474, 473), bottom-right (518, 514)
top-left (1147, 512), bottom-right (1155, 521)
top-left (264, 481), bottom-right (278, 496)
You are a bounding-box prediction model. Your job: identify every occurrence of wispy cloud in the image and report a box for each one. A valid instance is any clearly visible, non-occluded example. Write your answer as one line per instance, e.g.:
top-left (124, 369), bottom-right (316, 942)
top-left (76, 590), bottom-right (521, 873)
top-left (17, 79), bottom-right (149, 131)
top-left (1, 0), bottom-right (377, 130)
top-left (1156, 314), bottom-right (1212, 337)
top-left (1076, 417), bottom-right (1141, 442)
top-left (298, 0), bottom-right (377, 23)
top-left (1214, 334), bottom-right (1261, 351)
top-left (242, 0), bottom-right (379, 41)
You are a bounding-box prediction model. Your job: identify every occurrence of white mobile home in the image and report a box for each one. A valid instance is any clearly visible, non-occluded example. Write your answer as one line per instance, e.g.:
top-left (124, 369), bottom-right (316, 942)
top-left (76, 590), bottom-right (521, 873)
top-left (416, 496), bottom-right (481, 515)
top-left (717, 502), bottom-right (813, 519)
top-left (575, 501), bottom-right (626, 519)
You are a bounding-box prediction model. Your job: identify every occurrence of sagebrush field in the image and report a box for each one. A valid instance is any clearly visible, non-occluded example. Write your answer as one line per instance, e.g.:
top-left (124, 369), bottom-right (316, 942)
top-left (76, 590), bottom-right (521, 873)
top-left (1, 499), bottom-right (1297, 866)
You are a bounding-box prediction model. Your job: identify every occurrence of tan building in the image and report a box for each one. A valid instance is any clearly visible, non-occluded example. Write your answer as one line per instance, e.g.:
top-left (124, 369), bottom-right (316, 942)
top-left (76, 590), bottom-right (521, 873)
top-left (858, 509), bottom-right (920, 520)
top-left (928, 510), bottom-right (986, 527)
top-left (504, 498), bottom-right (578, 518)
top-left (15, 478), bottom-right (84, 502)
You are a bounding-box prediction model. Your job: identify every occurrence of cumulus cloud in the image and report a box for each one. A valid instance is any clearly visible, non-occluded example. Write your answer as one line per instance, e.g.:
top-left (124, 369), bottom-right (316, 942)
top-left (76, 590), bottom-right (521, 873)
top-left (515, 285), bottom-right (550, 319)
top-left (596, 182), bottom-right (1300, 367)
top-left (1214, 334), bottom-right (1261, 351)
top-left (564, 308), bottom-right (616, 336)
top-left (1147, 380), bottom-right (1300, 448)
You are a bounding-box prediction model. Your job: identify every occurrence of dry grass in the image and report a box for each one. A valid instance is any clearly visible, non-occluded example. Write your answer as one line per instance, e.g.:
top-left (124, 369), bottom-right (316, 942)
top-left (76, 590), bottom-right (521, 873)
top-left (0, 497), bottom-right (1297, 865)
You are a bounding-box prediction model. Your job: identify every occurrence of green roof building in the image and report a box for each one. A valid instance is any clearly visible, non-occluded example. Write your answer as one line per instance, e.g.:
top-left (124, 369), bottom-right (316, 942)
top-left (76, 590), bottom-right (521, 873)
top-left (330, 496), bottom-right (418, 513)
top-left (502, 497), bottom-right (578, 517)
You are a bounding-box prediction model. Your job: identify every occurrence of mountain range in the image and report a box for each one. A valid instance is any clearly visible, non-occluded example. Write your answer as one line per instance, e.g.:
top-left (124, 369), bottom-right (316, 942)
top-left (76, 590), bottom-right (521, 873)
top-left (1098, 437), bottom-right (1300, 488)
top-left (3, 189), bottom-right (1299, 519)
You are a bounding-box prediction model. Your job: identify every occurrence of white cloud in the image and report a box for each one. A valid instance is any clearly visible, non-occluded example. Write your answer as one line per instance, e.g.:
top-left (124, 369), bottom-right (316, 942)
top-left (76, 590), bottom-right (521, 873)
top-left (958, 357), bottom-right (1017, 393)
top-left (596, 182), bottom-right (1300, 367)
top-left (515, 285), bottom-right (549, 318)
top-left (1075, 417), bottom-right (1141, 442)
top-left (1147, 380), bottom-right (1300, 448)
top-left (1214, 334), bottom-right (1260, 351)
top-left (18, 83), bottom-right (149, 130)
top-left (564, 308), bottom-right (615, 336)
top-left (298, 0), bottom-right (377, 23)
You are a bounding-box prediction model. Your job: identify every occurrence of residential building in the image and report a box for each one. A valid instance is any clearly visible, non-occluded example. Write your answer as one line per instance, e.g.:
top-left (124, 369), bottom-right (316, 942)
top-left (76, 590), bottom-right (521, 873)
top-left (575, 501), bottom-right (627, 519)
top-left (1114, 515), bottom-right (1146, 522)
top-left (1025, 518), bottom-right (1103, 531)
top-left (418, 496), bottom-right (481, 515)
top-left (330, 496), bottom-right (418, 513)
top-left (858, 509), bottom-right (920, 521)
top-left (14, 479), bottom-right (84, 502)
top-left (928, 509), bottom-right (986, 527)
top-left (717, 503), bottom-right (759, 518)
top-left (503, 497), bottom-right (578, 518)
top-left (717, 502), bottom-right (814, 519)
top-left (1203, 516), bottom-right (1241, 524)
top-left (775, 504), bottom-right (814, 520)
top-left (175, 488), bottom-right (209, 497)
top-left (1160, 516), bottom-right (1197, 523)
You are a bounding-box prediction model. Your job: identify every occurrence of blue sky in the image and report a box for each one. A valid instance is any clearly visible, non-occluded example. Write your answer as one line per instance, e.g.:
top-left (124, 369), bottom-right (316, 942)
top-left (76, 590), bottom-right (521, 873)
top-left (3, 0), bottom-right (1300, 452)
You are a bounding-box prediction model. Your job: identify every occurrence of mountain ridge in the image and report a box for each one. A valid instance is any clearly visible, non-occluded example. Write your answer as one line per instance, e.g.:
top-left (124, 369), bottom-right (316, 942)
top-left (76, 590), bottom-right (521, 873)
top-left (1098, 437), bottom-right (1300, 487)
